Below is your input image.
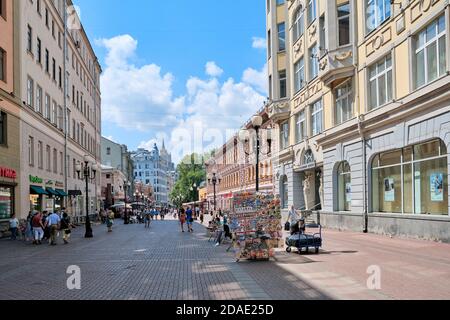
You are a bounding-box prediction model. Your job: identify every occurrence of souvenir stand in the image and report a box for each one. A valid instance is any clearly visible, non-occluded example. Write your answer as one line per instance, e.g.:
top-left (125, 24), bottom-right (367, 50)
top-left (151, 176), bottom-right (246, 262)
top-left (229, 192), bottom-right (282, 262)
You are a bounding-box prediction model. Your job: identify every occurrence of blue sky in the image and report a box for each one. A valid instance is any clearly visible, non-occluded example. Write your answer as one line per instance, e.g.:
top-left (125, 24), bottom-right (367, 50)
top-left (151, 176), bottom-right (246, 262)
top-left (74, 0), bottom-right (268, 163)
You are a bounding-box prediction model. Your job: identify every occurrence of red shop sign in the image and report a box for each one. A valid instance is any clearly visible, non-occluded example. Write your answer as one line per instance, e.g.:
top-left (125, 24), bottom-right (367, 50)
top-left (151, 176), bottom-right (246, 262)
top-left (0, 167), bottom-right (17, 179)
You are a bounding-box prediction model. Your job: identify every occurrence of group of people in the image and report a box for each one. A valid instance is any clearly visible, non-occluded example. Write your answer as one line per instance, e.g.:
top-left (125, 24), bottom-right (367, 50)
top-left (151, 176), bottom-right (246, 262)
top-left (9, 209), bottom-right (72, 245)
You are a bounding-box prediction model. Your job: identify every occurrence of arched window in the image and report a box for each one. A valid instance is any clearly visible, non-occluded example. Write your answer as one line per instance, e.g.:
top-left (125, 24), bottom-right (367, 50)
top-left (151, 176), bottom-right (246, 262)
top-left (281, 175), bottom-right (289, 209)
top-left (304, 149), bottom-right (315, 165)
top-left (293, 7), bottom-right (305, 42)
top-left (371, 139), bottom-right (448, 215)
top-left (337, 161), bottom-right (351, 211)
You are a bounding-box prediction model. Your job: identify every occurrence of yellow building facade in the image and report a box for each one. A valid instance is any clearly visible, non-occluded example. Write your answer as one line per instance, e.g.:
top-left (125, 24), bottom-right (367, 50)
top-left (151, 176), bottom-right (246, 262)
top-left (267, 0), bottom-right (450, 241)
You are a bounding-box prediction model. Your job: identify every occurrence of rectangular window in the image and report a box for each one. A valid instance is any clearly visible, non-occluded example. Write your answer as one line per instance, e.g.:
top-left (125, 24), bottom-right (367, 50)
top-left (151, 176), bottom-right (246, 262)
top-left (0, 0), bottom-right (5, 19)
top-left (36, 38), bottom-right (42, 64)
top-left (369, 54), bottom-right (393, 109)
top-left (52, 58), bottom-right (56, 80)
top-left (58, 66), bottom-right (62, 88)
top-left (294, 58), bottom-right (305, 92)
top-left (45, 8), bottom-right (49, 27)
top-left (36, 0), bottom-right (41, 14)
top-left (44, 94), bottom-right (50, 120)
top-left (51, 101), bottom-right (57, 124)
top-left (293, 9), bottom-right (304, 42)
top-left (279, 70), bottom-right (287, 98)
top-left (52, 20), bottom-right (55, 38)
top-left (277, 23), bottom-right (286, 52)
top-left (276, 0), bottom-right (285, 5)
top-left (307, 0), bottom-right (317, 25)
top-left (38, 141), bottom-right (43, 169)
top-left (296, 110), bottom-right (306, 143)
top-left (268, 75), bottom-right (272, 100)
top-left (58, 105), bottom-right (63, 129)
top-left (414, 15), bottom-right (446, 89)
top-left (366, 0), bottom-right (391, 34)
top-left (268, 30), bottom-right (271, 59)
top-left (45, 49), bottom-right (49, 73)
top-left (0, 186), bottom-right (14, 220)
top-left (60, 152), bottom-right (63, 175)
top-left (311, 100), bottom-right (323, 136)
top-left (46, 145), bottom-right (51, 172)
top-left (28, 136), bottom-right (34, 166)
top-left (0, 112), bottom-right (6, 145)
top-left (27, 25), bottom-right (33, 53)
top-left (280, 122), bottom-right (289, 150)
top-left (72, 119), bottom-right (75, 139)
top-left (309, 44), bottom-right (319, 80)
top-left (36, 85), bottom-right (42, 114)
top-left (53, 148), bottom-right (58, 174)
top-left (335, 80), bottom-right (353, 125)
top-left (338, 3), bottom-right (350, 46)
top-left (27, 77), bottom-right (34, 108)
top-left (0, 48), bottom-right (5, 82)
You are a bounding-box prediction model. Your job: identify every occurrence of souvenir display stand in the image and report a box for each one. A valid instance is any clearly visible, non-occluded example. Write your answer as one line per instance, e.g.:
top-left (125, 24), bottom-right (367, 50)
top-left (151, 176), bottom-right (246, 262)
top-left (229, 192), bottom-right (282, 262)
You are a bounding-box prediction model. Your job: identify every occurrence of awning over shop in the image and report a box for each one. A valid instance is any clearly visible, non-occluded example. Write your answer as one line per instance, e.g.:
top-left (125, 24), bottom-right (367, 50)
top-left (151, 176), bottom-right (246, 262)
top-left (55, 189), bottom-right (68, 197)
top-left (30, 186), bottom-right (49, 195)
top-left (46, 188), bottom-right (59, 196)
top-left (68, 190), bottom-right (82, 196)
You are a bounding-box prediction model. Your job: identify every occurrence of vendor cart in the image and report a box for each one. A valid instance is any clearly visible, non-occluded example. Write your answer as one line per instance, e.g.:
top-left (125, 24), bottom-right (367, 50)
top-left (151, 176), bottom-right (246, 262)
top-left (285, 223), bottom-right (322, 254)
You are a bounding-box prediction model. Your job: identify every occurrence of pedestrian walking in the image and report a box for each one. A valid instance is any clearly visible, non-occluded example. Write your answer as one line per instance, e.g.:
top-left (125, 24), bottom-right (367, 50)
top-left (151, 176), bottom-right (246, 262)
top-left (9, 214), bottom-right (19, 240)
top-left (32, 212), bottom-right (45, 245)
top-left (60, 212), bottom-right (71, 244)
top-left (42, 211), bottom-right (50, 241)
top-left (179, 208), bottom-right (186, 232)
top-left (144, 210), bottom-right (151, 228)
top-left (47, 211), bottom-right (61, 245)
top-left (200, 210), bottom-right (204, 224)
top-left (186, 207), bottom-right (194, 233)
top-left (24, 212), bottom-right (34, 242)
top-left (287, 205), bottom-right (301, 235)
top-left (107, 210), bottom-right (114, 232)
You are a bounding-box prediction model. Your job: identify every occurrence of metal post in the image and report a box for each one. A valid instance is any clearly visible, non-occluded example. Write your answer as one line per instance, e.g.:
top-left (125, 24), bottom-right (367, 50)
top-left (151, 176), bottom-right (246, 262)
top-left (85, 165), bottom-right (93, 238)
top-left (255, 127), bottom-right (260, 192)
top-left (213, 178), bottom-right (217, 211)
top-left (124, 185), bottom-right (129, 225)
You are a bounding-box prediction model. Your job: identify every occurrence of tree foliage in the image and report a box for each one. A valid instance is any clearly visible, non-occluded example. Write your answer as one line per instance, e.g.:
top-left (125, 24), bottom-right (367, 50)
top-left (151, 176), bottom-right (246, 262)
top-left (170, 153), bottom-right (207, 207)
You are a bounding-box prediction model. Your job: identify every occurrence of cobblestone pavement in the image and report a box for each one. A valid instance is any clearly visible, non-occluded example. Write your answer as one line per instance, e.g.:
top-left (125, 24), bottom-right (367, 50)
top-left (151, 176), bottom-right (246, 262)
top-left (0, 220), bottom-right (329, 300)
top-left (1, 219), bottom-right (449, 300)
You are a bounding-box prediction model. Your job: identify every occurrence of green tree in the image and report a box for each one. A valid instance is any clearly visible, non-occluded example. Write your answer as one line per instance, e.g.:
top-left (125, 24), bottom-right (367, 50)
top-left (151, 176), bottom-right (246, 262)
top-left (170, 153), bottom-right (207, 207)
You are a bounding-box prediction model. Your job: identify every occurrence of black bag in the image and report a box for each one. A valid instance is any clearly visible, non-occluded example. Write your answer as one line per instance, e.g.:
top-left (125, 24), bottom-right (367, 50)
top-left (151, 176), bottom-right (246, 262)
top-left (64, 229), bottom-right (71, 235)
top-left (189, 218), bottom-right (194, 223)
top-left (284, 221), bottom-right (291, 231)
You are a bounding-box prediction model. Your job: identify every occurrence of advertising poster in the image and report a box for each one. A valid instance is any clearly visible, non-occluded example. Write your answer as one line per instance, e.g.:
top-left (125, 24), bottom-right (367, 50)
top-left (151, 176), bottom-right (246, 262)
top-left (384, 177), bottom-right (395, 202)
top-left (430, 173), bottom-right (444, 202)
top-left (345, 183), bottom-right (352, 202)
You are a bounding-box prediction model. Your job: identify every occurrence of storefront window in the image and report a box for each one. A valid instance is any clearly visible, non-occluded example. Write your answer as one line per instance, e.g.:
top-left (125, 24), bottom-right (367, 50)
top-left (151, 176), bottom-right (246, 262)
top-left (337, 161), bottom-right (351, 211)
top-left (371, 139), bottom-right (448, 215)
top-left (0, 186), bottom-right (13, 220)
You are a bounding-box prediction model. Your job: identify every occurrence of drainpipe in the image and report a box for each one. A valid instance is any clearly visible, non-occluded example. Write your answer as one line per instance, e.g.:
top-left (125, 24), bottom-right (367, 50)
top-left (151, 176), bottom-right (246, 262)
top-left (352, 0), bottom-right (368, 233)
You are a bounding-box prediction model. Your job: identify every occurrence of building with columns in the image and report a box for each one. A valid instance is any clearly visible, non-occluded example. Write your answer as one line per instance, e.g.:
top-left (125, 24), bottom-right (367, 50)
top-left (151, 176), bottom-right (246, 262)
top-left (266, 0), bottom-right (450, 241)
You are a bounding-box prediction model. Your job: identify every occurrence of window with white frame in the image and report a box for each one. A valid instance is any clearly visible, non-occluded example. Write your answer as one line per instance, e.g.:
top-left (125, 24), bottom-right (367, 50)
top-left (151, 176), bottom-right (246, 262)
top-left (28, 136), bottom-right (34, 166)
top-left (0, 48), bottom-right (5, 82)
top-left (309, 44), bottom-right (319, 80)
top-left (366, 0), bottom-right (391, 34)
top-left (46, 145), bottom-right (51, 172)
top-left (37, 141), bottom-right (43, 169)
top-left (307, 0), bottom-right (317, 25)
top-left (414, 15), bottom-right (446, 89)
top-left (311, 100), bottom-right (323, 136)
top-left (44, 94), bottom-right (50, 120)
top-left (369, 54), bottom-right (392, 110)
top-left (293, 8), bottom-right (304, 42)
top-left (338, 2), bottom-right (350, 46)
top-left (27, 77), bottom-right (34, 108)
top-left (279, 70), bottom-right (287, 98)
top-left (51, 101), bottom-right (57, 124)
top-left (280, 121), bottom-right (289, 150)
top-left (296, 110), bottom-right (306, 143)
top-left (294, 58), bottom-right (305, 93)
top-left (278, 22), bottom-right (286, 52)
top-left (335, 80), bottom-right (353, 125)
top-left (36, 85), bottom-right (42, 114)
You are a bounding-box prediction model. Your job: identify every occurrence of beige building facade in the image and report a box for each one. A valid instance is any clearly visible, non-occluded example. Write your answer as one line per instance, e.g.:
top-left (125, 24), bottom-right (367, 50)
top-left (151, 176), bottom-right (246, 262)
top-left (267, 0), bottom-right (450, 241)
top-left (2, 0), bottom-right (102, 222)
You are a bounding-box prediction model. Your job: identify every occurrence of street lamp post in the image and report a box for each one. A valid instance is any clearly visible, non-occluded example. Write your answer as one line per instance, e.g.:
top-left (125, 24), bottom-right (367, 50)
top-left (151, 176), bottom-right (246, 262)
top-left (239, 115), bottom-right (272, 192)
top-left (124, 180), bottom-right (131, 224)
top-left (208, 173), bottom-right (221, 211)
top-left (75, 155), bottom-right (98, 238)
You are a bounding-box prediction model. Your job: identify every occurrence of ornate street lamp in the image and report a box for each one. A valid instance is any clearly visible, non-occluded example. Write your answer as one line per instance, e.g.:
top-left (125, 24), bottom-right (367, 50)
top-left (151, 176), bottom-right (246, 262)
top-left (190, 183), bottom-right (198, 201)
top-left (207, 173), bottom-right (221, 211)
top-left (76, 155), bottom-right (98, 238)
top-left (239, 115), bottom-right (272, 192)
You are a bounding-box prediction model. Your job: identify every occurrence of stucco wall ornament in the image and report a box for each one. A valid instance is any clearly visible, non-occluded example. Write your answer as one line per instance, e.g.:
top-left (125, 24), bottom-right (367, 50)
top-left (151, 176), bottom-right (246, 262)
top-left (334, 50), bottom-right (352, 61)
top-left (319, 57), bottom-right (328, 70)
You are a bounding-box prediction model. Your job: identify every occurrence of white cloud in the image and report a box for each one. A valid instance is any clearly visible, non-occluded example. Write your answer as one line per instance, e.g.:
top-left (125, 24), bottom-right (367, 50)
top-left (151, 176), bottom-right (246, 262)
top-left (205, 61), bottom-right (224, 77)
top-left (242, 63), bottom-right (268, 95)
top-left (252, 37), bottom-right (267, 50)
top-left (99, 34), bottom-right (266, 164)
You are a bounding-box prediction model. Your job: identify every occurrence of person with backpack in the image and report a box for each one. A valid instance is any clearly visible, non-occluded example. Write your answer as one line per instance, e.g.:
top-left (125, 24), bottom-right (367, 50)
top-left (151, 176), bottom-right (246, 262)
top-left (186, 207), bottom-right (194, 233)
top-left (144, 210), bottom-right (151, 229)
top-left (106, 210), bottom-right (114, 232)
top-left (32, 212), bottom-right (45, 245)
top-left (9, 214), bottom-right (19, 240)
top-left (60, 212), bottom-right (71, 244)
